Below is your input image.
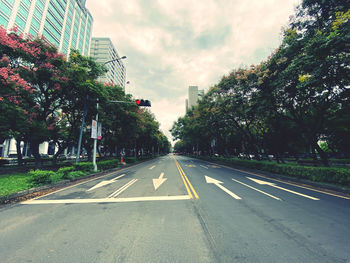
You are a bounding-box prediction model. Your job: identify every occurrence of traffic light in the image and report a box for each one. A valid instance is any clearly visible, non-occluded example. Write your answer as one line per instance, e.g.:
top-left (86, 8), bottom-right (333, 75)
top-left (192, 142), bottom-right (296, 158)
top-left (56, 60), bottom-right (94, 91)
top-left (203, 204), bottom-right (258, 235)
top-left (135, 99), bottom-right (151, 107)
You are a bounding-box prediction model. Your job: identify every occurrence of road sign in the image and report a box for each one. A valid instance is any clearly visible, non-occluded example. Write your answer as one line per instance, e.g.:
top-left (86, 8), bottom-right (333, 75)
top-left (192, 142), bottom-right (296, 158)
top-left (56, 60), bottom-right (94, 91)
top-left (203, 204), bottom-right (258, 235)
top-left (91, 120), bottom-right (97, 139)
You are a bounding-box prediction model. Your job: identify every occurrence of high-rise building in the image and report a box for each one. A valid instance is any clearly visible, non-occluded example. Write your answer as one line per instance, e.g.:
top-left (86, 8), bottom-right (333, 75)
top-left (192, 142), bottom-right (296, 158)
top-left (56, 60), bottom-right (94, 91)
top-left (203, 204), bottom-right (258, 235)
top-left (186, 86), bottom-right (204, 111)
top-left (0, 0), bottom-right (93, 57)
top-left (90, 37), bottom-right (126, 89)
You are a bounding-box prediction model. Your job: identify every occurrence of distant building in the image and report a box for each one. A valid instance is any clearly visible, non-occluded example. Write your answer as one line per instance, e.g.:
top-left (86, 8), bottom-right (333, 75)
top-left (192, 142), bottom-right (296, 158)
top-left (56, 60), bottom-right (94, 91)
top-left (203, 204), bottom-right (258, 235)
top-left (186, 86), bottom-right (204, 111)
top-left (0, 0), bottom-right (93, 57)
top-left (90, 37), bottom-right (126, 90)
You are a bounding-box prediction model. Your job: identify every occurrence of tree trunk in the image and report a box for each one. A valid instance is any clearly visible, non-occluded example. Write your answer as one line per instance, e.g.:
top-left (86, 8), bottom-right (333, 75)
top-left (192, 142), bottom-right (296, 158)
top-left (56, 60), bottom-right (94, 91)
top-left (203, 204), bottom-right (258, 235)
top-left (15, 138), bottom-right (23, 166)
top-left (52, 144), bottom-right (66, 166)
top-left (30, 142), bottom-right (42, 169)
top-left (313, 141), bottom-right (329, 166)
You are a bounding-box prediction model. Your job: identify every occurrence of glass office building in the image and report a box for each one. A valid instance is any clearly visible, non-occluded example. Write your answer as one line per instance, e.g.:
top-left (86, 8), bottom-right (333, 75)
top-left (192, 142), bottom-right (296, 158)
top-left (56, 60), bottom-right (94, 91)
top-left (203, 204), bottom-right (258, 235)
top-left (0, 0), bottom-right (93, 57)
top-left (90, 37), bottom-right (126, 90)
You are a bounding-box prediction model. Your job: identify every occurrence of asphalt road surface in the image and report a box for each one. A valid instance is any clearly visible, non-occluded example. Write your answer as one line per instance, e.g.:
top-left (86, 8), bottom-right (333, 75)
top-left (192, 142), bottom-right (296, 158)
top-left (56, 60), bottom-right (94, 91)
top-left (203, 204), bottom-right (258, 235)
top-left (1, 154), bottom-right (350, 263)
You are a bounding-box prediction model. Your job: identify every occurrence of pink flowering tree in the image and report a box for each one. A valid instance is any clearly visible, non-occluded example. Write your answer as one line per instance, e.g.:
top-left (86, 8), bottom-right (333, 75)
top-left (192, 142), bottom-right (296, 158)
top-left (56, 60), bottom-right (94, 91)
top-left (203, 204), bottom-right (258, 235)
top-left (0, 26), bottom-right (69, 167)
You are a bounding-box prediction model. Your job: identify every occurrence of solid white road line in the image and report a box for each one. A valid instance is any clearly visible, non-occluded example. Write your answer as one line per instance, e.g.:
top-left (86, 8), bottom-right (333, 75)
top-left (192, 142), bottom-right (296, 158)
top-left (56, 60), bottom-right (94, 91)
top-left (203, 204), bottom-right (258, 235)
top-left (108, 179), bottom-right (138, 198)
top-left (206, 162), bottom-right (350, 200)
top-left (247, 177), bottom-right (320, 200)
top-left (200, 165), bottom-right (209, 169)
top-left (21, 195), bottom-right (191, 204)
top-left (232, 178), bottom-right (281, 201)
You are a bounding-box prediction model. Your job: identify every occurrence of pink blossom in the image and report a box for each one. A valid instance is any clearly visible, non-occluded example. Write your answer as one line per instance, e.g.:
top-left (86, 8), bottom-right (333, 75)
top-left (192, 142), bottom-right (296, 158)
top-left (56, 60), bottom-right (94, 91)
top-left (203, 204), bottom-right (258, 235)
top-left (39, 62), bottom-right (54, 69)
top-left (54, 83), bottom-right (60, 90)
top-left (0, 55), bottom-right (10, 66)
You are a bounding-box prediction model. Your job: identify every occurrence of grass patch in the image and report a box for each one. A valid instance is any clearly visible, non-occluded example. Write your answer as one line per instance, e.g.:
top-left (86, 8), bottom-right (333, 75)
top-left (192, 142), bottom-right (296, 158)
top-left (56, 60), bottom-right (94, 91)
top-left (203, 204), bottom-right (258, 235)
top-left (0, 173), bottom-right (32, 197)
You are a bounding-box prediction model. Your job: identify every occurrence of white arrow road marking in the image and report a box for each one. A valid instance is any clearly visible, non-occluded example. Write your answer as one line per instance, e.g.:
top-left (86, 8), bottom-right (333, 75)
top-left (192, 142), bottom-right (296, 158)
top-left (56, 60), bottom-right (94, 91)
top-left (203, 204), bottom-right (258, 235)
top-left (205, 176), bottom-right (241, 200)
top-left (153, 172), bottom-right (167, 190)
top-left (149, 165), bottom-right (156, 170)
top-left (87, 174), bottom-right (126, 191)
top-left (247, 177), bottom-right (320, 200)
top-left (232, 178), bottom-right (281, 201)
top-left (108, 179), bottom-right (138, 198)
top-left (200, 165), bottom-right (209, 169)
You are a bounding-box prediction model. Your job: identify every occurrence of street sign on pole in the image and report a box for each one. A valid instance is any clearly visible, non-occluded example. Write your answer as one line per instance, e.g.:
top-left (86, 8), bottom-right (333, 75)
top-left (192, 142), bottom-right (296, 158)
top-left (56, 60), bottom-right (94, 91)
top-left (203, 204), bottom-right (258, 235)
top-left (91, 120), bottom-right (97, 139)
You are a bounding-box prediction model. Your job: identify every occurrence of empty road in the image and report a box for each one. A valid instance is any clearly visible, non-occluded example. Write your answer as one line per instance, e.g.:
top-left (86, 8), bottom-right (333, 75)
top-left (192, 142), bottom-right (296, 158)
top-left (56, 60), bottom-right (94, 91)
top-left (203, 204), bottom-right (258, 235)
top-left (1, 155), bottom-right (349, 262)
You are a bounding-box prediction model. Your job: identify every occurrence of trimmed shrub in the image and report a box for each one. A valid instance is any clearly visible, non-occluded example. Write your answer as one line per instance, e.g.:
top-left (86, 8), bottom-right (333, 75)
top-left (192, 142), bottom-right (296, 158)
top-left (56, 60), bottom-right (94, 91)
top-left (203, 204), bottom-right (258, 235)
top-left (28, 170), bottom-right (55, 185)
top-left (125, 157), bottom-right (136, 163)
top-left (57, 166), bottom-right (75, 179)
top-left (66, 171), bottom-right (86, 180)
top-left (73, 162), bottom-right (94, 172)
top-left (98, 159), bottom-right (119, 170)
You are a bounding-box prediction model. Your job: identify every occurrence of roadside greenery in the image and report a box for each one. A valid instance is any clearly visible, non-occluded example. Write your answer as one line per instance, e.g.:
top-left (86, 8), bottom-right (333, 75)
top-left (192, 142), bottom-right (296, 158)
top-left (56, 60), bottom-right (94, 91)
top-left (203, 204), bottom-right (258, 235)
top-left (0, 155), bottom-right (159, 199)
top-left (194, 156), bottom-right (350, 186)
top-left (171, 0), bottom-right (350, 166)
top-left (0, 27), bottom-right (170, 169)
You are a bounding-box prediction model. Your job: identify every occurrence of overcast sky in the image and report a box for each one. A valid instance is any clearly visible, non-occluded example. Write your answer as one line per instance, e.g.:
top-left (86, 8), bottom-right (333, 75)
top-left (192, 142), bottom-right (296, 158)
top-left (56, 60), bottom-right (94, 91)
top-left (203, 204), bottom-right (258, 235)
top-left (86, 0), bottom-right (301, 144)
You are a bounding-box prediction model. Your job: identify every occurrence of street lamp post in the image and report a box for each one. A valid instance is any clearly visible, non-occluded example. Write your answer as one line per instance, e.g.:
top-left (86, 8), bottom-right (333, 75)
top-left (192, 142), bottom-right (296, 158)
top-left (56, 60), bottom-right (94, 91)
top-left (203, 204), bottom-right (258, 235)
top-left (91, 56), bottom-right (127, 171)
top-left (92, 100), bottom-right (99, 171)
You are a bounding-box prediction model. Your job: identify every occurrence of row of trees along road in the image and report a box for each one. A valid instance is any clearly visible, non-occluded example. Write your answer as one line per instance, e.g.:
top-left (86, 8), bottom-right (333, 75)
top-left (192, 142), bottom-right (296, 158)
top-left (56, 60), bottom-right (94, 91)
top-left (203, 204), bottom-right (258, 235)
top-left (0, 26), bottom-right (170, 169)
top-left (171, 0), bottom-right (350, 166)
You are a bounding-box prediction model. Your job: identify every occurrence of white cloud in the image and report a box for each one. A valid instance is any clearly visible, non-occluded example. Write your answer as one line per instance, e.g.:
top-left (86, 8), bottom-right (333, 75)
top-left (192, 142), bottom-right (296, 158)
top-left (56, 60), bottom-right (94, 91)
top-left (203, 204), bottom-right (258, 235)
top-left (86, 0), bottom-right (301, 143)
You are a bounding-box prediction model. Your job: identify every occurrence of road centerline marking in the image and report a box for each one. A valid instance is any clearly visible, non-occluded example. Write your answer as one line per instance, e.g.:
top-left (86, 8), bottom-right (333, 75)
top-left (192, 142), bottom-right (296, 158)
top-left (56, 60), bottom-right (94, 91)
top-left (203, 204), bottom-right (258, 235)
top-left (232, 178), bottom-right (281, 201)
top-left (149, 165), bottom-right (156, 170)
top-left (173, 157), bottom-right (199, 199)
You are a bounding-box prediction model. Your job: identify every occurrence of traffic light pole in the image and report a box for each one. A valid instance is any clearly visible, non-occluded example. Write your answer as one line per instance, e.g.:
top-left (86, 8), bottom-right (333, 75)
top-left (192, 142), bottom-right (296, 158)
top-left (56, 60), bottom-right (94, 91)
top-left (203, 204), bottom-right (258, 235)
top-left (91, 99), bottom-right (151, 172)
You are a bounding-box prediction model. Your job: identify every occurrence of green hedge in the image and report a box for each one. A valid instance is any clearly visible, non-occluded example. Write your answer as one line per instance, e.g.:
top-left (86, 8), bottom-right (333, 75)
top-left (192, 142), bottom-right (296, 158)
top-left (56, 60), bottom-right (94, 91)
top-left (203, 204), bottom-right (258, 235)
top-left (66, 171), bottom-right (86, 179)
top-left (97, 159), bottom-right (120, 170)
top-left (73, 162), bottom-right (94, 172)
top-left (28, 170), bottom-right (55, 185)
top-left (57, 166), bottom-right (75, 179)
top-left (125, 157), bottom-right (136, 163)
top-left (194, 156), bottom-right (350, 186)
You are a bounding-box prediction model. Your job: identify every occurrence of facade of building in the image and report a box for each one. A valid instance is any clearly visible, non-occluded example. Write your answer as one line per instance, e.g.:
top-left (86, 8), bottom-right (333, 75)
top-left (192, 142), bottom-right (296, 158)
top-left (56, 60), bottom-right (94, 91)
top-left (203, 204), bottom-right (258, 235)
top-left (90, 37), bottom-right (126, 90)
top-left (0, 0), bottom-right (93, 57)
top-left (186, 86), bottom-right (204, 111)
